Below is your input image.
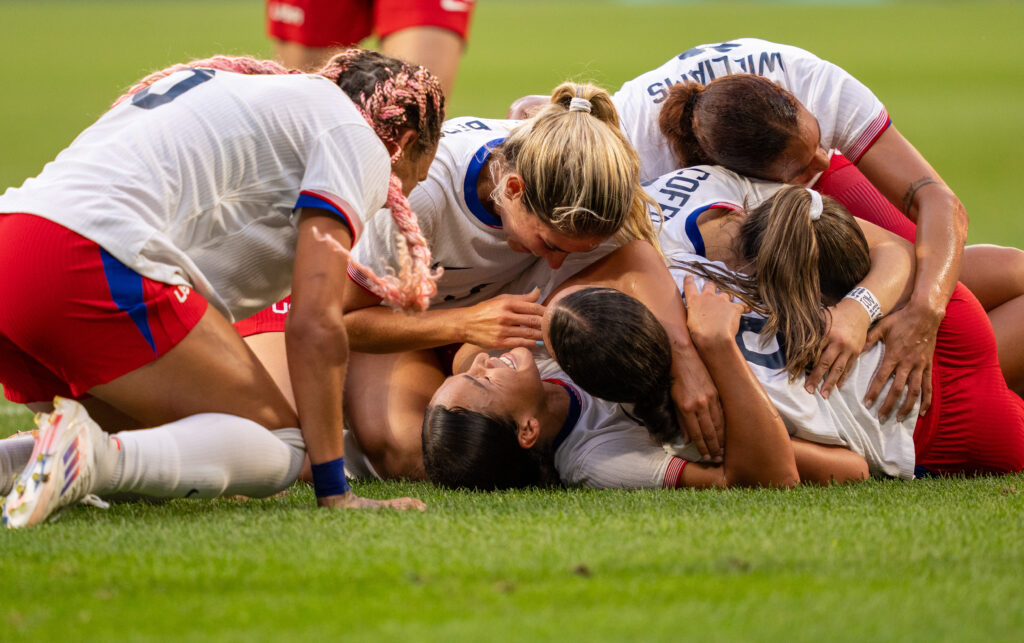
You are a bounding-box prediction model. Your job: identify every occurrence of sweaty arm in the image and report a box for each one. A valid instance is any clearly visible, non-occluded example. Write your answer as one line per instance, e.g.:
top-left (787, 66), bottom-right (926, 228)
top-left (288, 210), bottom-right (352, 468)
top-left (678, 276), bottom-right (800, 489)
top-left (807, 218), bottom-right (916, 395)
top-left (343, 284), bottom-right (545, 353)
top-left (289, 209), bottom-right (424, 511)
top-left (856, 127), bottom-right (963, 418)
top-left (856, 126), bottom-right (963, 328)
top-left (551, 241), bottom-right (726, 462)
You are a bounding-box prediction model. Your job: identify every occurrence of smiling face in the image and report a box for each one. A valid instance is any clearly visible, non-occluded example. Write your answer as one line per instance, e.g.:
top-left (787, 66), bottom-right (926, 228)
top-left (763, 105), bottom-right (831, 186)
top-left (431, 347), bottom-right (544, 420)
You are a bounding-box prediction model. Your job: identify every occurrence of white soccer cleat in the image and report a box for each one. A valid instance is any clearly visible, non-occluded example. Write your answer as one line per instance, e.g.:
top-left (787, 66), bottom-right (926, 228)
top-left (2, 397), bottom-right (104, 529)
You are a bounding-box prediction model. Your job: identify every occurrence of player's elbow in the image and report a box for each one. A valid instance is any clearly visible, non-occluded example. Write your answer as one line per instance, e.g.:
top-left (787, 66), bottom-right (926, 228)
top-left (286, 302), bottom-right (349, 358)
top-left (726, 463), bottom-right (800, 489)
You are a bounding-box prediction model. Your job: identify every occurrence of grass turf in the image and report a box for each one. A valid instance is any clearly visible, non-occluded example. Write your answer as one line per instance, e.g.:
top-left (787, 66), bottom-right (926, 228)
top-left (2, 1), bottom-right (1024, 640)
top-left (2, 477), bottom-right (1023, 640)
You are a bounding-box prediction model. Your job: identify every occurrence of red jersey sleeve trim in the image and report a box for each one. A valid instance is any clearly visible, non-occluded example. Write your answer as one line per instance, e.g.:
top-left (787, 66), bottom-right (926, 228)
top-left (847, 109), bottom-right (891, 164)
top-left (346, 264), bottom-right (383, 300)
top-left (297, 190), bottom-right (363, 244)
top-left (663, 457), bottom-right (688, 488)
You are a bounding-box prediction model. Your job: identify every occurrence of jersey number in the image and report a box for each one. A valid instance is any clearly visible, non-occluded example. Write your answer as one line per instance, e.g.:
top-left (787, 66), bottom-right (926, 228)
top-left (131, 68), bottom-right (215, 110)
top-left (735, 316), bottom-right (786, 369)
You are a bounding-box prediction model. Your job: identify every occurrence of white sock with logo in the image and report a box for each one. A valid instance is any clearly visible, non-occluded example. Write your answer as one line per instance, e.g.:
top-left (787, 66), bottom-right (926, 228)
top-left (95, 414), bottom-right (305, 499)
top-left (0, 434), bottom-right (36, 496)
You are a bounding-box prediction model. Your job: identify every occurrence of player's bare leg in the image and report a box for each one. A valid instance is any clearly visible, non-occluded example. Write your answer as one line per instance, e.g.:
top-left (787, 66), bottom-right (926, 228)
top-left (344, 349), bottom-right (446, 480)
top-left (273, 40), bottom-right (345, 72)
top-left (89, 306), bottom-right (297, 429)
top-left (380, 26), bottom-right (464, 97)
top-left (961, 244), bottom-right (1024, 394)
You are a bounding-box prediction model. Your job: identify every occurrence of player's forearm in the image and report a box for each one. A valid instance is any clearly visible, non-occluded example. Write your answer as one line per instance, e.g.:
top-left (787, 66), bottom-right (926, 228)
top-left (344, 305), bottom-right (466, 352)
top-left (691, 333), bottom-right (798, 488)
top-left (285, 310), bottom-right (348, 464)
top-left (909, 188), bottom-right (966, 316)
top-left (859, 222), bottom-right (916, 313)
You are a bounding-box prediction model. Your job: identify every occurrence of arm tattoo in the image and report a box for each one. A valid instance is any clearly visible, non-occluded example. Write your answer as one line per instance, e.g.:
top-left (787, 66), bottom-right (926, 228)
top-left (901, 177), bottom-right (940, 214)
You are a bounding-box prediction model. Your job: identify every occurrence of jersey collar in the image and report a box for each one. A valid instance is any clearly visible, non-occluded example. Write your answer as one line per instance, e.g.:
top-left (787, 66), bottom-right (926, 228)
top-left (544, 378), bottom-right (582, 452)
top-left (463, 138), bottom-right (506, 228)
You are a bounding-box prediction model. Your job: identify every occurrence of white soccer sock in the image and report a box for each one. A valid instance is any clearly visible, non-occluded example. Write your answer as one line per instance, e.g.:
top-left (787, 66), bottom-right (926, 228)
top-left (0, 434), bottom-right (36, 496)
top-left (95, 414), bottom-right (305, 499)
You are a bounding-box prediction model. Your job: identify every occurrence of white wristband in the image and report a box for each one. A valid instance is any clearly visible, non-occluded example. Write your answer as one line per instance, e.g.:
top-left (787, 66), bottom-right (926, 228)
top-left (844, 286), bottom-right (883, 323)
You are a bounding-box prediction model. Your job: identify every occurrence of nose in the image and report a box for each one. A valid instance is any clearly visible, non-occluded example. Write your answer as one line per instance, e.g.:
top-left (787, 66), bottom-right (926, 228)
top-left (545, 251), bottom-right (568, 269)
top-left (813, 147), bottom-right (830, 172)
top-left (468, 352), bottom-right (488, 374)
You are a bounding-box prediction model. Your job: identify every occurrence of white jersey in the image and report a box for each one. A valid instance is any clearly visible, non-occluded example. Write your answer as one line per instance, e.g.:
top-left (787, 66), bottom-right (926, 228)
top-left (614, 38), bottom-right (890, 182)
top-left (529, 350), bottom-right (678, 490)
top-left (643, 165), bottom-right (783, 258)
top-left (665, 259), bottom-right (918, 480)
top-left (349, 116), bottom-right (612, 307)
top-left (0, 69), bottom-right (391, 321)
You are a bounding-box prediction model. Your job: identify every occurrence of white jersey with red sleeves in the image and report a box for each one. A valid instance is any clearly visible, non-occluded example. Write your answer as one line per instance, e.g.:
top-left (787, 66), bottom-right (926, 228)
top-left (666, 256), bottom-right (918, 479)
top-left (526, 349), bottom-right (678, 490)
top-left (349, 116), bottom-right (611, 307)
top-left (615, 38), bottom-right (890, 182)
top-left (643, 164), bottom-right (784, 258)
top-left (0, 69), bottom-right (391, 321)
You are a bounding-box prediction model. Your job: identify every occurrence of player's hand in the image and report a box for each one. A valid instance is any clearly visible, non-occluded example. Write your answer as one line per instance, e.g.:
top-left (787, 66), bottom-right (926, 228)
top-left (317, 491), bottom-right (426, 511)
top-left (461, 289), bottom-right (546, 349)
top-left (670, 349), bottom-right (725, 463)
top-left (805, 298), bottom-right (872, 399)
top-left (863, 303), bottom-right (941, 420)
top-left (507, 95), bottom-right (550, 120)
top-left (683, 276), bottom-right (746, 343)
top-left (677, 276), bottom-right (744, 461)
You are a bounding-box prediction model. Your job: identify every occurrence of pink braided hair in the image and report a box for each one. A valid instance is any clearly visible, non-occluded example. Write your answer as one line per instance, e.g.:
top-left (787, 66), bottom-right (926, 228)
top-left (315, 50), bottom-right (444, 312)
top-left (110, 51), bottom-right (443, 312)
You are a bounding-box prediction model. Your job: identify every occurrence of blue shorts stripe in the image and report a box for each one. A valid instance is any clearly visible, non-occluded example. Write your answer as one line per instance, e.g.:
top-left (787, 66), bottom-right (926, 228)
top-left (99, 248), bottom-right (157, 353)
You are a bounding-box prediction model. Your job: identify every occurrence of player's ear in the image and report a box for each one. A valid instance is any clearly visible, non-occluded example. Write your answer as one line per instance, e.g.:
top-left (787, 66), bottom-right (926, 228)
top-left (504, 173), bottom-right (525, 201)
top-left (517, 418), bottom-right (540, 450)
top-left (385, 128), bottom-right (419, 160)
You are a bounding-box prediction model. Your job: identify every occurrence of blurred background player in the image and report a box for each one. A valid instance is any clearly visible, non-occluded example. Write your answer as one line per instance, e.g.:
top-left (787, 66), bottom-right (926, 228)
top-left (266, 0), bottom-right (475, 96)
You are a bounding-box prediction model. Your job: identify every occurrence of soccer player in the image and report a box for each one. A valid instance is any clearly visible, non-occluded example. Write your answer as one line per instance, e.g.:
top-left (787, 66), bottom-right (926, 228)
top-left (421, 187), bottom-right (1024, 491)
top-left (613, 37), bottom-right (1024, 395)
top-left (0, 50), bottom-right (445, 528)
top-left (266, 0), bottom-right (476, 96)
top-left (235, 85), bottom-right (726, 480)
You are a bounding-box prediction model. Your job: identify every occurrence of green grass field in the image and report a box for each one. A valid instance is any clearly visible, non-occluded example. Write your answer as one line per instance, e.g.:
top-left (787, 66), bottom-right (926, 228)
top-left (2, 1), bottom-right (1023, 640)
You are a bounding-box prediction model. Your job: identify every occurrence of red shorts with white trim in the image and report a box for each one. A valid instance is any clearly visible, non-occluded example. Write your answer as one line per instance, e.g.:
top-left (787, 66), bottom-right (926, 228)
top-left (914, 284), bottom-right (1024, 475)
top-left (0, 214), bottom-right (208, 404)
top-left (235, 296), bottom-right (291, 337)
top-left (266, 0), bottom-right (475, 48)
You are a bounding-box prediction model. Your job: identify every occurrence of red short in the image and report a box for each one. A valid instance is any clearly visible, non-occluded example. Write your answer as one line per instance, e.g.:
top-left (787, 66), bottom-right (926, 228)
top-left (0, 214), bottom-right (208, 404)
top-left (234, 296), bottom-right (291, 337)
top-left (266, 0), bottom-right (476, 48)
top-left (914, 284), bottom-right (1024, 475)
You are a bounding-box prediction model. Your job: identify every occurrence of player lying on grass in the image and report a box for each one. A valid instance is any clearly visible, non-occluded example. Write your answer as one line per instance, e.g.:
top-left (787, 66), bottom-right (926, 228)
top-left (234, 87), bottom-right (725, 480)
top-left (0, 50), bottom-right (445, 527)
top-left (624, 38), bottom-right (1024, 396)
top-left (512, 37), bottom-right (1024, 396)
top-left (421, 187), bottom-right (1024, 490)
